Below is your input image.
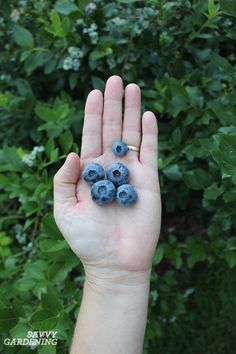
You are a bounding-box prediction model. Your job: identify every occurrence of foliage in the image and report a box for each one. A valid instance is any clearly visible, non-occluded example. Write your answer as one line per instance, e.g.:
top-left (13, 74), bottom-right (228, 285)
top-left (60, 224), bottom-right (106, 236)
top-left (0, 0), bottom-right (236, 353)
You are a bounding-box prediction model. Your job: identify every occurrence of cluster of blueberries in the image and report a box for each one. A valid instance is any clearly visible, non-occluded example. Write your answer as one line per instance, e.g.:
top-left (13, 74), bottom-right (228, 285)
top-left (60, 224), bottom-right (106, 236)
top-left (82, 141), bottom-right (138, 207)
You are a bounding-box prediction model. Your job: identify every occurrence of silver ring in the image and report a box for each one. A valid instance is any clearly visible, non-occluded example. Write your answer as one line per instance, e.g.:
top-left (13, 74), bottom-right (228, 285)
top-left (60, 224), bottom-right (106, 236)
top-left (127, 145), bottom-right (140, 152)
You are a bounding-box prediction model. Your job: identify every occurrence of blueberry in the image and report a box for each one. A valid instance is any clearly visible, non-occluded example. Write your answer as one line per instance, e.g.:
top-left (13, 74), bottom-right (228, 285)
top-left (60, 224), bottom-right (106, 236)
top-left (82, 163), bottom-right (105, 184)
top-left (112, 141), bottom-right (128, 157)
top-left (106, 162), bottom-right (129, 187)
top-left (116, 184), bottom-right (138, 207)
top-left (91, 180), bottom-right (116, 205)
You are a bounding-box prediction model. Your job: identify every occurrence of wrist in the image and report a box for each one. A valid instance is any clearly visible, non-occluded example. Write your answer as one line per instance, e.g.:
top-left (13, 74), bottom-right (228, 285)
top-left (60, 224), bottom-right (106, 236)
top-left (74, 267), bottom-right (151, 354)
top-left (83, 266), bottom-right (151, 296)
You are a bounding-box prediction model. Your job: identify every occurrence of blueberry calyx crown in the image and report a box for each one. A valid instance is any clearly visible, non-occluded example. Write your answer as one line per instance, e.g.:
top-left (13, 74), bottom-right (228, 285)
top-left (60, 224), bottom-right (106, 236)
top-left (82, 163), bottom-right (105, 184)
top-left (106, 162), bottom-right (129, 187)
top-left (112, 141), bottom-right (128, 157)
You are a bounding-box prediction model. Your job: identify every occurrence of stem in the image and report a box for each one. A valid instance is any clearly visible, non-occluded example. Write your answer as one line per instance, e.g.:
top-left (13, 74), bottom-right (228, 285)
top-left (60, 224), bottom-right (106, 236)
top-left (41, 154), bottom-right (67, 168)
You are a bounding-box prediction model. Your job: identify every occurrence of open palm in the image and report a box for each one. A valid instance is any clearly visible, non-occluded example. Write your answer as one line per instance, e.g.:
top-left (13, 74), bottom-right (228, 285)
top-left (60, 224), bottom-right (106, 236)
top-left (54, 76), bottom-right (161, 282)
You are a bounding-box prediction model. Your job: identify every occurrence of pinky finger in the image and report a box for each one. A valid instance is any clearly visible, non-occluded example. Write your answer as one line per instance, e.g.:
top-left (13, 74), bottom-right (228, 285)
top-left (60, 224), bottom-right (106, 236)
top-left (140, 111), bottom-right (158, 169)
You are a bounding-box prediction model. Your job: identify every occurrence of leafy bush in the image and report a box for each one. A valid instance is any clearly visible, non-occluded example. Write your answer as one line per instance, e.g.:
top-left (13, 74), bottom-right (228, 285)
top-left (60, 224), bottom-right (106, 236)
top-left (0, 0), bottom-right (236, 353)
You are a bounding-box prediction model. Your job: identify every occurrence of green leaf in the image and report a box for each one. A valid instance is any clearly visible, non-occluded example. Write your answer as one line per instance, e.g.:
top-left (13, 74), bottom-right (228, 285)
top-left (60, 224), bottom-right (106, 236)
top-left (55, 2), bottom-right (79, 15)
top-left (12, 297), bottom-right (26, 318)
top-left (24, 260), bottom-right (47, 281)
top-left (208, 0), bottom-right (216, 17)
top-left (13, 25), bottom-right (34, 49)
top-left (15, 277), bottom-right (36, 292)
top-left (15, 79), bottom-right (33, 96)
top-left (40, 239), bottom-right (68, 253)
top-left (153, 102), bottom-right (164, 114)
top-left (38, 345), bottom-right (57, 354)
top-left (35, 105), bottom-right (56, 122)
top-left (90, 47), bottom-right (113, 61)
top-left (220, 0), bottom-right (236, 17)
top-left (61, 17), bottom-right (71, 36)
top-left (48, 263), bottom-right (69, 283)
top-left (183, 169), bottom-right (213, 190)
top-left (55, 103), bottom-right (70, 121)
top-left (211, 54), bottom-right (235, 74)
top-left (50, 147), bottom-right (59, 162)
top-left (211, 134), bottom-right (236, 177)
top-left (10, 322), bottom-right (31, 339)
top-left (25, 51), bottom-right (48, 75)
top-left (204, 183), bottom-right (225, 200)
top-left (117, 0), bottom-right (140, 2)
top-left (225, 237), bottom-right (236, 268)
top-left (220, 134), bottom-right (236, 159)
top-left (50, 10), bottom-right (65, 37)
top-left (29, 310), bottom-right (60, 330)
top-left (0, 147), bottom-right (23, 172)
top-left (69, 73), bottom-right (79, 90)
top-left (153, 246), bottom-right (164, 265)
top-left (168, 80), bottom-right (189, 117)
top-left (41, 287), bottom-right (62, 314)
top-left (92, 76), bottom-right (105, 91)
top-left (186, 237), bottom-right (207, 267)
top-left (45, 139), bottom-right (55, 159)
top-left (0, 309), bottom-right (19, 331)
top-left (42, 213), bottom-right (63, 240)
top-left (0, 235), bottom-right (12, 246)
top-left (172, 128), bottom-right (181, 144)
top-left (0, 291), bottom-right (11, 309)
top-left (59, 131), bottom-right (73, 154)
top-left (0, 93), bottom-right (9, 106)
top-left (163, 164), bottom-right (182, 181)
top-left (223, 190), bottom-right (236, 202)
top-left (183, 144), bottom-right (207, 161)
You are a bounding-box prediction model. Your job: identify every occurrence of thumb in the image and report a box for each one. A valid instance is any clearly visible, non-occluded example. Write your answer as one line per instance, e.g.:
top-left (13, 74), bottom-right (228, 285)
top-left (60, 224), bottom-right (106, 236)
top-left (53, 152), bottom-right (80, 207)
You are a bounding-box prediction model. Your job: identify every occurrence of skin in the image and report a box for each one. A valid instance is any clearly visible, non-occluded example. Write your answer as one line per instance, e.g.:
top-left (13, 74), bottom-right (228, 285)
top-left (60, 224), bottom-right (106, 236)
top-left (53, 75), bottom-right (161, 354)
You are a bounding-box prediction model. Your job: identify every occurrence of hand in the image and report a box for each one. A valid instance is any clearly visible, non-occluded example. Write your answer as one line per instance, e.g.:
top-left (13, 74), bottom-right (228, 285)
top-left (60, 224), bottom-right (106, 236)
top-left (53, 75), bottom-right (161, 286)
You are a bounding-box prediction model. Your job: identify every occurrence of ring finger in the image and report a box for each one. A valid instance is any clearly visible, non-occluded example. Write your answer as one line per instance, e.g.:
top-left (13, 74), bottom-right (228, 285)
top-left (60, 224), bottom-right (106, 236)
top-left (122, 83), bottom-right (141, 159)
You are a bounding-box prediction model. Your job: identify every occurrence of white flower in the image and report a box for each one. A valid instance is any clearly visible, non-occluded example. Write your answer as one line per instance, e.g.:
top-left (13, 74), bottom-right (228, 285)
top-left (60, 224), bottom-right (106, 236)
top-left (90, 32), bottom-right (98, 44)
top-left (22, 154), bottom-right (35, 167)
top-left (83, 23), bottom-right (97, 34)
top-left (32, 145), bottom-right (45, 154)
top-left (16, 231), bottom-right (26, 244)
top-left (22, 146), bottom-right (45, 167)
top-left (90, 23), bottom-right (97, 31)
top-left (68, 47), bottom-right (83, 59)
top-left (83, 24), bottom-right (98, 44)
top-left (63, 56), bottom-right (73, 70)
top-left (110, 17), bottom-right (126, 27)
top-left (10, 9), bottom-right (21, 22)
top-left (75, 19), bottom-right (85, 26)
top-left (72, 59), bottom-right (81, 71)
top-left (18, 0), bottom-right (27, 6)
top-left (85, 2), bottom-right (97, 15)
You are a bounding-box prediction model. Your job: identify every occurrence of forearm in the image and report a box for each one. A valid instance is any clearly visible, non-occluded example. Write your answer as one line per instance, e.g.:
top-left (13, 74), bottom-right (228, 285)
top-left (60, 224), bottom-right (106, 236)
top-left (70, 269), bottom-right (151, 354)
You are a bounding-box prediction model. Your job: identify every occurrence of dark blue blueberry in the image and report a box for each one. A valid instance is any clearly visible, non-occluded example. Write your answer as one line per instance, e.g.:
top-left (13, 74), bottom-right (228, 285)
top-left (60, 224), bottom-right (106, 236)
top-left (82, 163), bottom-right (105, 184)
top-left (91, 180), bottom-right (116, 205)
top-left (116, 184), bottom-right (138, 207)
top-left (106, 162), bottom-right (129, 187)
top-left (112, 141), bottom-right (128, 157)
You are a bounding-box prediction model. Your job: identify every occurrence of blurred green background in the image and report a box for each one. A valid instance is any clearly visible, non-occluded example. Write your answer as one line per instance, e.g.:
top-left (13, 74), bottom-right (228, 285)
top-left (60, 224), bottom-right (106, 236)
top-left (0, 0), bottom-right (236, 353)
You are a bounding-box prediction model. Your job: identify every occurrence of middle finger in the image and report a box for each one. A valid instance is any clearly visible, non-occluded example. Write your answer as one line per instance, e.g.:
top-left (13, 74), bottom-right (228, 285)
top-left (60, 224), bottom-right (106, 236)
top-left (102, 75), bottom-right (123, 154)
